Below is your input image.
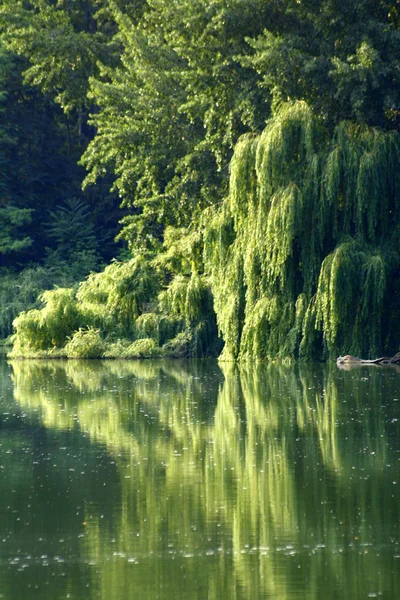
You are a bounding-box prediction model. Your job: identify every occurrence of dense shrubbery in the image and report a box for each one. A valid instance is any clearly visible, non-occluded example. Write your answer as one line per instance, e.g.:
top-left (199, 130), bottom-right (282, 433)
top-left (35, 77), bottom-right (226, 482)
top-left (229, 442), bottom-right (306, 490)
top-left (65, 328), bottom-right (105, 359)
top-left (10, 252), bottom-right (221, 358)
top-left (11, 288), bottom-right (81, 355)
top-left (9, 102), bottom-right (400, 361)
top-left (0, 250), bottom-right (105, 342)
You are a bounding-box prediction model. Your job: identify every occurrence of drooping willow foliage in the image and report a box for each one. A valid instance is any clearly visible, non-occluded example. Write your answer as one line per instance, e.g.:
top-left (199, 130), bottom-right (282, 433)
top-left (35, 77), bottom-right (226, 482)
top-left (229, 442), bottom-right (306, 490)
top-left (11, 102), bottom-right (400, 360)
top-left (12, 288), bottom-right (81, 356)
top-left (11, 245), bottom-right (220, 358)
top-left (205, 102), bottom-right (400, 360)
top-left (76, 255), bottom-right (158, 337)
top-left (10, 256), bottom-right (158, 357)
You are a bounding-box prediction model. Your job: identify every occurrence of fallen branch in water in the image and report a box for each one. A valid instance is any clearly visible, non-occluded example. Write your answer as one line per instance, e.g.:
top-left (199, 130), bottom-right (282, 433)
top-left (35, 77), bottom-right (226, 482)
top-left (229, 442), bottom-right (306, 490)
top-left (336, 353), bottom-right (400, 366)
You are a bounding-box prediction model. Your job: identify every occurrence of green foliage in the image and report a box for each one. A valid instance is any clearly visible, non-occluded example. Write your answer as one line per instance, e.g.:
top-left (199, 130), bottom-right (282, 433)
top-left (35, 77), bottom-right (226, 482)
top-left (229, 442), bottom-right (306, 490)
top-left (0, 205), bottom-right (33, 255)
top-left (160, 324), bottom-right (217, 359)
top-left (8, 247), bottom-right (219, 357)
top-left (81, 0), bottom-right (271, 250)
top-left (11, 287), bottom-right (81, 355)
top-left (134, 312), bottom-right (160, 341)
top-left (0, 245), bottom-right (109, 341)
top-left (0, 44), bottom-right (74, 267)
top-left (9, 250), bottom-right (222, 358)
top-left (0, 0), bottom-right (110, 113)
top-left (0, 16), bottom-right (122, 274)
top-left (0, 266), bottom-right (58, 339)
top-left (157, 270), bottom-right (220, 356)
top-left (79, 0), bottom-right (400, 254)
top-left (124, 338), bottom-right (161, 359)
top-left (65, 327), bottom-right (105, 359)
top-left (101, 337), bottom-right (162, 359)
top-left (307, 242), bottom-right (387, 359)
top-left (206, 102), bottom-right (400, 360)
top-left (76, 255), bottom-right (158, 336)
top-left (152, 226), bottom-right (204, 276)
top-left (134, 312), bottom-right (184, 346)
top-left (158, 272), bottom-right (212, 327)
top-left (46, 198), bottom-right (98, 253)
top-left (161, 331), bottom-right (194, 359)
top-left (243, 0), bottom-right (400, 129)
top-left (101, 338), bottom-right (132, 359)
top-left (3, 2), bottom-right (400, 361)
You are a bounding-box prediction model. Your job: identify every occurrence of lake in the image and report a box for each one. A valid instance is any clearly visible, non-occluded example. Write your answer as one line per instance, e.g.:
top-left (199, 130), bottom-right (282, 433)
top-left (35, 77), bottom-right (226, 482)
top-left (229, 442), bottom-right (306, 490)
top-left (0, 357), bottom-right (399, 599)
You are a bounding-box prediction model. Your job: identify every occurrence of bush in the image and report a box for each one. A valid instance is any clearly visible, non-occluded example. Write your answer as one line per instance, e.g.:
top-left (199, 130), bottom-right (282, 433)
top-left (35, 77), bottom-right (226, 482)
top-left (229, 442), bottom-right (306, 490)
top-left (65, 328), bottom-right (105, 358)
top-left (135, 312), bottom-right (185, 346)
top-left (162, 331), bottom-right (193, 358)
top-left (125, 338), bottom-right (161, 358)
top-left (0, 266), bottom-right (63, 339)
top-left (76, 255), bottom-right (158, 337)
top-left (102, 338), bottom-right (132, 358)
top-left (12, 288), bottom-right (81, 354)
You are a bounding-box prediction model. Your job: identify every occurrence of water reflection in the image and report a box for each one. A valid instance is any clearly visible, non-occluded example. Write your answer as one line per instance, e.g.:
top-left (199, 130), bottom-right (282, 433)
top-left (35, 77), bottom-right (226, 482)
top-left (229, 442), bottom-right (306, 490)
top-left (1, 359), bottom-right (399, 599)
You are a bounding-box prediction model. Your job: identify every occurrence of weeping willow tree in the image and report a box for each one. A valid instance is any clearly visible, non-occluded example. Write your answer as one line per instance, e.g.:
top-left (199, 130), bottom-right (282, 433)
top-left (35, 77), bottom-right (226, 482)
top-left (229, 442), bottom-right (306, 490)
top-left (10, 256), bottom-right (159, 357)
top-left (11, 288), bottom-right (81, 356)
top-left (205, 102), bottom-right (400, 360)
top-left (10, 239), bottom-right (220, 358)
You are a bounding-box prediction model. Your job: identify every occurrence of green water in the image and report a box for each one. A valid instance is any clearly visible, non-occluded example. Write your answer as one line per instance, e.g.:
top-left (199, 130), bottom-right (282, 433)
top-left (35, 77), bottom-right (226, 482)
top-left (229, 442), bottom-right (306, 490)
top-left (0, 357), bottom-right (399, 599)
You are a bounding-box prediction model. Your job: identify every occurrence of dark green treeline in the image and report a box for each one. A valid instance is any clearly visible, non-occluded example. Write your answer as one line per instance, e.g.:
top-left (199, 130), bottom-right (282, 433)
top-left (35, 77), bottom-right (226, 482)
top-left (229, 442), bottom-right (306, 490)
top-left (1, 0), bottom-right (399, 359)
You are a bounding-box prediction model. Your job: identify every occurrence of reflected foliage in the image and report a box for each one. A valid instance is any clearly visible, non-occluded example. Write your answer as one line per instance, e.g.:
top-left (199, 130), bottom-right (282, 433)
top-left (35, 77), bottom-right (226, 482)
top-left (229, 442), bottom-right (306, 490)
top-left (3, 359), bottom-right (400, 599)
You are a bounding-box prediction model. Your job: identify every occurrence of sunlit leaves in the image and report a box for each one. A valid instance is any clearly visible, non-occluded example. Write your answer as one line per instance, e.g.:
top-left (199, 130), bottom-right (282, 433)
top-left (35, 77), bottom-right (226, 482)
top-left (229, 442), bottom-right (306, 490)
top-left (206, 102), bottom-right (400, 360)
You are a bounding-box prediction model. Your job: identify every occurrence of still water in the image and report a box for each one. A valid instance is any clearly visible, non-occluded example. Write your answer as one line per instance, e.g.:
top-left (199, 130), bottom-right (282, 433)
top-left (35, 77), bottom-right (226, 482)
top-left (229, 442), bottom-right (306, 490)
top-left (0, 357), bottom-right (399, 599)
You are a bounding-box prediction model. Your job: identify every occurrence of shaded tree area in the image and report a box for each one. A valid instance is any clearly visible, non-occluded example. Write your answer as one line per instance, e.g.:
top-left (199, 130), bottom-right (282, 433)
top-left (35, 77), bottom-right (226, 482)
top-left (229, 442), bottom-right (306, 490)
top-left (81, 0), bottom-right (275, 250)
top-left (1, 0), bottom-right (400, 358)
top-left (1, 47), bottom-right (89, 263)
top-left (0, 1), bottom-right (125, 337)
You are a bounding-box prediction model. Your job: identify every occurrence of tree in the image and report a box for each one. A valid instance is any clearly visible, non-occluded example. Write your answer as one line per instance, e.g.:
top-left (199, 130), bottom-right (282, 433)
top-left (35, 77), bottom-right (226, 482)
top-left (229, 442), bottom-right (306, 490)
top-left (205, 102), bottom-right (400, 361)
top-left (242, 0), bottom-right (400, 129)
top-left (3, 0), bottom-right (400, 358)
top-left (81, 0), bottom-right (277, 250)
top-left (0, 46), bottom-right (33, 259)
top-left (0, 2), bottom-right (125, 268)
top-left (81, 0), bottom-right (400, 254)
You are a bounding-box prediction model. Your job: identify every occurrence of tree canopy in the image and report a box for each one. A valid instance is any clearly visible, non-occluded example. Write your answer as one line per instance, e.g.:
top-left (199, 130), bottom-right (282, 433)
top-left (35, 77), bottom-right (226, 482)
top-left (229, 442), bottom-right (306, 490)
top-left (1, 0), bottom-right (400, 358)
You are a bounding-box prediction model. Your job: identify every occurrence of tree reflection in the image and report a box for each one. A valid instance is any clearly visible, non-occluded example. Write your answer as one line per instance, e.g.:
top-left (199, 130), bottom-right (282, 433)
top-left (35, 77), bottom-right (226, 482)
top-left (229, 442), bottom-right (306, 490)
top-left (7, 359), bottom-right (400, 600)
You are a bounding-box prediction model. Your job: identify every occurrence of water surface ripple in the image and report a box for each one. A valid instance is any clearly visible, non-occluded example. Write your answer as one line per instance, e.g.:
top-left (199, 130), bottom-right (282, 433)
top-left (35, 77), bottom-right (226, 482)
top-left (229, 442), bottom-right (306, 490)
top-left (0, 358), bottom-right (399, 599)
